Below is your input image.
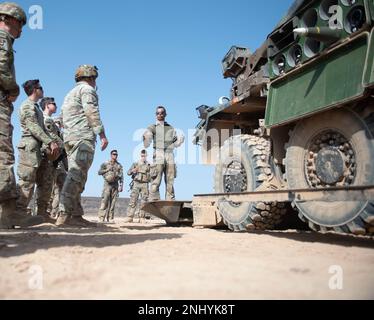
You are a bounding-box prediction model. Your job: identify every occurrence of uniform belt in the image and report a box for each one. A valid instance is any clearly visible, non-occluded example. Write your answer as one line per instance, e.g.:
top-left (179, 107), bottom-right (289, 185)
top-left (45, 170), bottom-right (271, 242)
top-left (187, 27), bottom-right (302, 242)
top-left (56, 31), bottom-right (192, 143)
top-left (154, 147), bottom-right (174, 151)
top-left (134, 180), bottom-right (148, 184)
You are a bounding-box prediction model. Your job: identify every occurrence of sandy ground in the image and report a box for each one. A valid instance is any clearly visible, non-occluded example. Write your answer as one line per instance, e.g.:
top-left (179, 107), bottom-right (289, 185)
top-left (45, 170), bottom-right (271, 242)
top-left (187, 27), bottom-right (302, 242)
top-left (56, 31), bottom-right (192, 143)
top-left (0, 216), bottom-right (374, 300)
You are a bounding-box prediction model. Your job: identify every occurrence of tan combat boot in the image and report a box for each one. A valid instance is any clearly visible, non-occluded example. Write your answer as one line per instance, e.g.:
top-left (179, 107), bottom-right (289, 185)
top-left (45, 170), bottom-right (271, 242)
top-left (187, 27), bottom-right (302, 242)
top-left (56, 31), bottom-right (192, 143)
top-left (123, 216), bottom-right (134, 223)
top-left (0, 200), bottom-right (44, 229)
top-left (37, 208), bottom-right (58, 224)
top-left (98, 216), bottom-right (106, 223)
top-left (55, 214), bottom-right (71, 227)
top-left (70, 216), bottom-right (98, 228)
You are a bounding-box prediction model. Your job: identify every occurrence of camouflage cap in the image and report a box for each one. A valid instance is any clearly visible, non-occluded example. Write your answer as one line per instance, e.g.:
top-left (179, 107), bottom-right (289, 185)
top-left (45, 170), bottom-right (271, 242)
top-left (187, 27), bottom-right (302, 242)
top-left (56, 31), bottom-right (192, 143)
top-left (75, 65), bottom-right (99, 81)
top-left (0, 2), bottom-right (27, 26)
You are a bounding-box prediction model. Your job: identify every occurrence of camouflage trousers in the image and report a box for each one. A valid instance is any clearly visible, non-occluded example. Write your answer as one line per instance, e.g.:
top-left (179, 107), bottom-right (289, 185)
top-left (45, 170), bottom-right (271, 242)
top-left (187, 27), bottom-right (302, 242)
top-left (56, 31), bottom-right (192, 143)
top-left (59, 140), bottom-right (95, 216)
top-left (126, 181), bottom-right (149, 218)
top-left (49, 166), bottom-right (67, 217)
top-left (0, 98), bottom-right (17, 215)
top-left (150, 150), bottom-right (176, 201)
top-left (16, 154), bottom-right (55, 215)
top-left (98, 182), bottom-right (119, 221)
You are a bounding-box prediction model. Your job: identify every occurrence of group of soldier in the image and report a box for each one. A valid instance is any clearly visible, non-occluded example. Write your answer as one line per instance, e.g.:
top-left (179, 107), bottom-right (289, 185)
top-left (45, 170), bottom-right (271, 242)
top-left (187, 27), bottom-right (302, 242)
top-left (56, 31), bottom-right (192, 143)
top-left (0, 2), bottom-right (184, 230)
top-left (97, 104), bottom-right (184, 224)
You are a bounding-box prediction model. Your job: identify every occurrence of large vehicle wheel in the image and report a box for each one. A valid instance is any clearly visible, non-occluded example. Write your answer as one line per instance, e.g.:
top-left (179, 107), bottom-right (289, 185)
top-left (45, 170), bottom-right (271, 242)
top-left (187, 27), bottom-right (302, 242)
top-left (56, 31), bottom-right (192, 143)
top-left (285, 108), bottom-right (374, 235)
top-left (214, 135), bottom-right (287, 231)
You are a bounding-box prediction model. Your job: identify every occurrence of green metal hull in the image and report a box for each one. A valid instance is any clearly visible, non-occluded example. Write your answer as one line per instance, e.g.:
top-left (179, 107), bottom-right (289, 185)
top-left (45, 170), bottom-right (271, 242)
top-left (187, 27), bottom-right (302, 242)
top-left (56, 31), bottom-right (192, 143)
top-left (266, 33), bottom-right (369, 127)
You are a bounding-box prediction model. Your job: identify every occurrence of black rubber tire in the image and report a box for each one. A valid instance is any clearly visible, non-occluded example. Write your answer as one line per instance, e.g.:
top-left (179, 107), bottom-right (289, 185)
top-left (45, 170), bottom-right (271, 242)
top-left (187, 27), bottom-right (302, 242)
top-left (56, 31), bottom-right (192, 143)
top-left (285, 108), bottom-right (374, 235)
top-left (214, 135), bottom-right (287, 231)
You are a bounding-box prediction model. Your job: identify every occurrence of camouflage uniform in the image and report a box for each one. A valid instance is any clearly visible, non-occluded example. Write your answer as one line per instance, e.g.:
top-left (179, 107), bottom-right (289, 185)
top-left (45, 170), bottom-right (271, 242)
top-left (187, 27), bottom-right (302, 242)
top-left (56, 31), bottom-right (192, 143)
top-left (49, 162), bottom-right (67, 218)
top-left (16, 99), bottom-right (55, 216)
top-left (43, 114), bottom-right (65, 218)
top-left (0, 29), bottom-right (18, 215)
top-left (126, 160), bottom-right (150, 219)
top-left (143, 122), bottom-right (183, 200)
top-left (59, 81), bottom-right (105, 218)
top-left (0, 3), bottom-right (43, 228)
top-left (98, 160), bottom-right (123, 221)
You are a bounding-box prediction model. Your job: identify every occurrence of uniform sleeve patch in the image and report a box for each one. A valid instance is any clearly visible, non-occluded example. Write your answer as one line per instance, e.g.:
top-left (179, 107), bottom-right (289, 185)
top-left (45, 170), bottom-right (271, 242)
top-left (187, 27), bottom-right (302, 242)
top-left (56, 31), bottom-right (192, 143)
top-left (0, 38), bottom-right (8, 51)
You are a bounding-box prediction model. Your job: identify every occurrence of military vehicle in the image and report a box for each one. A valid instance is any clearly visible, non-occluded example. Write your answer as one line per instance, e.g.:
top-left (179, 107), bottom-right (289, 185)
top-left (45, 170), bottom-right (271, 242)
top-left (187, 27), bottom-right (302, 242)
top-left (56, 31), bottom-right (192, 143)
top-left (144, 0), bottom-right (374, 235)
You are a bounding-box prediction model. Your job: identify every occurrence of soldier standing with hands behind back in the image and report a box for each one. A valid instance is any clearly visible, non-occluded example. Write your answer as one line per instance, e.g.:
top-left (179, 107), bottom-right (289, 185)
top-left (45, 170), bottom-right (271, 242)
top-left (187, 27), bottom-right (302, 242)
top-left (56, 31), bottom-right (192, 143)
top-left (98, 150), bottom-right (123, 223)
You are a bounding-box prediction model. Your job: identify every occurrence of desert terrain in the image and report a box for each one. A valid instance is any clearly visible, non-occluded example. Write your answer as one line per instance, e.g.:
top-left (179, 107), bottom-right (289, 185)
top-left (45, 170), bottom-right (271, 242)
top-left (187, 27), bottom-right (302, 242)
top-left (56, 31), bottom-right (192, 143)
top-left (0, 198), bottom-right (373, 300)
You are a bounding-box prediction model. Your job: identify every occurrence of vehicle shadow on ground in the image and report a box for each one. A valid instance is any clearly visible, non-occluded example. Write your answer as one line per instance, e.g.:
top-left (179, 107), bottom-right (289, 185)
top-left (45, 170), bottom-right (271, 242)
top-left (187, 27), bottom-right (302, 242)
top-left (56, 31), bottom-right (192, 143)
top-left (249, 230), bottom-right (374, 249)
top-left (0, 225), bottom-right (183, 258)
top-left (121, 225), bottom-right (167, 231)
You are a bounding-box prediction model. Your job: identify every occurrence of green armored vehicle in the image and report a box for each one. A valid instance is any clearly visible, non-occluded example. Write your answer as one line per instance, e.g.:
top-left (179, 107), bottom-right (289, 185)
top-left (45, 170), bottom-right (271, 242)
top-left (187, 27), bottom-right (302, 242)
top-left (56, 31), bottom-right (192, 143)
top-left (193, 0), bottom-right (374, 235)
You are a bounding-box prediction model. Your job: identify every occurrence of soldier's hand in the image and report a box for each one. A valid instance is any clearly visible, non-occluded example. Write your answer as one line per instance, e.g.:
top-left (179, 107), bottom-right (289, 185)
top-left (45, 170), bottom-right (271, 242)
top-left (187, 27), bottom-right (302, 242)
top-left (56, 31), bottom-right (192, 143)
top-left (118, 186), bottom-right (123, 193)
top-left (132, 168), bottom-right (139, 174)
top-left (49, 142), bottom-right (60, 158)
top-left (100, 134), bottom-right (109, 151)
top-left (7, 96), bottom-right (18, 103)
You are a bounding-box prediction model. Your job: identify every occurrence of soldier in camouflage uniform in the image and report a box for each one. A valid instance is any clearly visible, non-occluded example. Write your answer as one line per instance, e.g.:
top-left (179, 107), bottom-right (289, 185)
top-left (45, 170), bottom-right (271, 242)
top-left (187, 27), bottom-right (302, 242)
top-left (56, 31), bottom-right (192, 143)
top-left (0, 2), bottom-right (44, 228)
top-left (98, 150), bottom-right (124, 223)
top-left (143, 106), bottom-right (184, 201)
top-left (56, 65), bottom-right (109, 228)
top-left (48, 116), bottom-right (67, 218)
top-left (40, 98), bottom-right (66, 219)
top-left (123, 149), bottom-right (150, 223)
top-left (16, 80), bottom-right (60, 222)
top-left (49, 162), bottom-right (67, 218)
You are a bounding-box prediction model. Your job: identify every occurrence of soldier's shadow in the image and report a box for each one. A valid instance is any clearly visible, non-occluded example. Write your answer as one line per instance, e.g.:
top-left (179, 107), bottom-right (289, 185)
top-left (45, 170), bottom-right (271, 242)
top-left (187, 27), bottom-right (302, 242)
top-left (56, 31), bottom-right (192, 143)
top-left (0, 224), bottom-right (183, 258)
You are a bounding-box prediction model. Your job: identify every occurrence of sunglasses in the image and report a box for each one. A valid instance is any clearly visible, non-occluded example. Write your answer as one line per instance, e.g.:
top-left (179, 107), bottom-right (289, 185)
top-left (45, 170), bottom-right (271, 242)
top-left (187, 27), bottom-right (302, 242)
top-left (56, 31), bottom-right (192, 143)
top-left (112, 154), bottom-right (118, 156)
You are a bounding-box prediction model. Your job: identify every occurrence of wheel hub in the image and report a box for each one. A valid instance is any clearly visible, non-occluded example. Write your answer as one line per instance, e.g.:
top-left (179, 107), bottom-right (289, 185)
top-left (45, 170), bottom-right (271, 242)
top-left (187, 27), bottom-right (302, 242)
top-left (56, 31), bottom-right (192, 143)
top-left (223, 161), bottom-right (248, 193)
top-left (305, 131), bottom-right (356, 187)
top-left (316, 147), bottom-right (345, 184)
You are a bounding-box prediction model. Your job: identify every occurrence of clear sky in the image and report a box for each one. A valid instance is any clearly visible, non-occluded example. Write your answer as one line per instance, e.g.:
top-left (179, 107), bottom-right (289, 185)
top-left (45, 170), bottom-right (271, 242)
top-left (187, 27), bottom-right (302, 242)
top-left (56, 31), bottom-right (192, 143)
top-left (12, 0), bottom-right (294, 199)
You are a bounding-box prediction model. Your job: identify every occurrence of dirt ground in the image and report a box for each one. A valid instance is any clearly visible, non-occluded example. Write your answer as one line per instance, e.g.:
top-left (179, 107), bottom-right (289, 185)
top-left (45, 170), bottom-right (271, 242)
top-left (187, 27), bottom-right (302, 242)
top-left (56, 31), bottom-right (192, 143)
top-left (0, 216), bottom-right (374, 300)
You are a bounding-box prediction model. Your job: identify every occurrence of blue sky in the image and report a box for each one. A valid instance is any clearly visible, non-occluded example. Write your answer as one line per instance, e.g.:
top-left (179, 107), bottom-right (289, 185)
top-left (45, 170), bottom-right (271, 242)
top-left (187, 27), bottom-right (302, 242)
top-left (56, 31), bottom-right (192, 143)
top-left (12, 0), bottom-right (294, 199)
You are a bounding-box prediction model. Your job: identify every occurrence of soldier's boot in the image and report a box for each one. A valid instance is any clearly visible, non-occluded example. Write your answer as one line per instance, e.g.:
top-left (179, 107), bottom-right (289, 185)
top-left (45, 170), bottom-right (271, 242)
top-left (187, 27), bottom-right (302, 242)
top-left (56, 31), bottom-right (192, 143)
top-left (139, 212), bottom-right (146, 224)
top-left (0, 200), bottom-right (44, 229)
top-left (55, 214), bottom-right (73, 227)
top-left (123, 216), bottom-right (134, 223)
top-left (148, 195), bottom-right (160, 202)
top-left (37, 207), bottom-right (57, 224)
top-left (70, 216), bottom-right (98, 228)
top-left (98, 216), bottom-right (106, 223)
